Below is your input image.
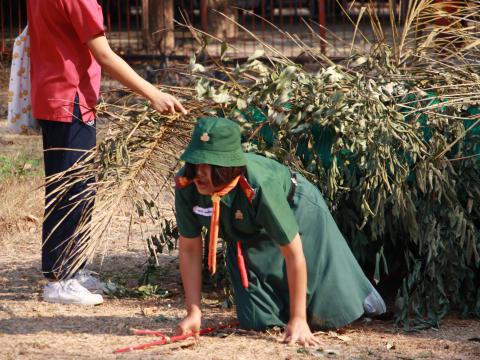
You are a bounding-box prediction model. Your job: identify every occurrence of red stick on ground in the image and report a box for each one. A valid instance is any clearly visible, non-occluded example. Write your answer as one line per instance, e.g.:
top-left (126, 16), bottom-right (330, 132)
top-left (114, 323), bottom-right (238, 353)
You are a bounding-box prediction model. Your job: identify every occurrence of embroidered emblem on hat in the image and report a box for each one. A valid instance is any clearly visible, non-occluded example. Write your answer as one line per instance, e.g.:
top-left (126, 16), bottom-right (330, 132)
top-left (200, 132), bottom-right (210, 142)
top-left (235, 209), bottom-right (244, 220)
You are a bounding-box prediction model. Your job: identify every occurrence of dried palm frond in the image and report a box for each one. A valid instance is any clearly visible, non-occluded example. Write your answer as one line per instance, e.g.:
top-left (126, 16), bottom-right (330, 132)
top-left (45, 89), bottom-right (210, 276)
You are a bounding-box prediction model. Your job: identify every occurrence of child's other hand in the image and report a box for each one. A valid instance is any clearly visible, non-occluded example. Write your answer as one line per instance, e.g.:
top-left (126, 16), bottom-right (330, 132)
top-left (283, 317), bottom-right (320, 347)
top-left (150, 90), bottom-right (187, 115)
top-left (175, 312), bottom-right (201, 337)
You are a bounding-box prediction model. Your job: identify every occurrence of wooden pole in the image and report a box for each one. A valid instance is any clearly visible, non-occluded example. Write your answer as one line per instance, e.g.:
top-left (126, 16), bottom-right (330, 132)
top-left (141, 0), bottom-right (150, 51)
top-left (200, 0), bottom-right (209, 33)
top-left (318, 0), bottom-right (326, 53)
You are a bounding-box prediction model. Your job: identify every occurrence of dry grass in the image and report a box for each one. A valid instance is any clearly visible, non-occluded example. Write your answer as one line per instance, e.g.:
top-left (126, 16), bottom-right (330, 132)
top-left (0, 236), bottom-right (479, 360)
top-left (0, 127), bottom-right (43, 242)
top-left (0, 176), bottom-right (43, 239)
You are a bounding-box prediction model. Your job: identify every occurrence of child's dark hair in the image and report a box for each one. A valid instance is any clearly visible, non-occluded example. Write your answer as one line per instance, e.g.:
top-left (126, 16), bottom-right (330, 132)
top-left (184, 163), bottom-right (247, 187)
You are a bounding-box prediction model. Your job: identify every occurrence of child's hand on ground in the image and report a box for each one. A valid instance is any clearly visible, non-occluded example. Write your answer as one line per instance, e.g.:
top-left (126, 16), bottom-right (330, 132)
top-left (283, 317), bottom-right (320, 347)
top-left (149, 90), bottom-right (187, 115)
top-left (175, 311), bottom-right (201, 337)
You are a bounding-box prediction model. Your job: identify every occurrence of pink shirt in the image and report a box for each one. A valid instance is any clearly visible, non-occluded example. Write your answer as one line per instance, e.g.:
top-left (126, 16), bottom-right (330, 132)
top-left (27, 0), bottom-right (105, 122)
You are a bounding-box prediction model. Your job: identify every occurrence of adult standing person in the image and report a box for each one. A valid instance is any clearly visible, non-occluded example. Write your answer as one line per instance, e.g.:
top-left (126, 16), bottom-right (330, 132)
top-left (174, 117), bottom-right (385, 346)
top-left (27, 0), bottom-right (187, 305)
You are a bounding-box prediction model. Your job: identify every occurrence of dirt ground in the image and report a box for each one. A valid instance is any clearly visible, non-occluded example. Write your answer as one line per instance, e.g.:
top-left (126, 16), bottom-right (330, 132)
top-left (0, 66), bottom-right (479, 360)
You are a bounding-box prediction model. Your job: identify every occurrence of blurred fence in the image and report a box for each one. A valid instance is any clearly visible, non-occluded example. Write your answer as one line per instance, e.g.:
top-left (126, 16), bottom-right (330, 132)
top-left (1, 0), bottom-right (402, 60)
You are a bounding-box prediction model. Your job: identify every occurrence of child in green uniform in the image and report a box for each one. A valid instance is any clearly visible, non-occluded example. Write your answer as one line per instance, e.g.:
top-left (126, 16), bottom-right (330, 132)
top-left (175, 117), bottom-right (385, 346)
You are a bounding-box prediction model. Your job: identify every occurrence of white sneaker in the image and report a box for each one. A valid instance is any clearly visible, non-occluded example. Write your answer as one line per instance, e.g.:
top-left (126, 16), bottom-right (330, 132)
top-left (74, 269), bottom-right (116, 294)
top-left (43, 279), bottom-right (104, 306)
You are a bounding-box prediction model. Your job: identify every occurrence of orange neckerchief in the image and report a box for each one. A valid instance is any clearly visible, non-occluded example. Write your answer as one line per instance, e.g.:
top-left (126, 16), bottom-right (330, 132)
top-left (175, 175), bottom-right (255, 275)
top-left (209, 176), bottom-right (241, 274)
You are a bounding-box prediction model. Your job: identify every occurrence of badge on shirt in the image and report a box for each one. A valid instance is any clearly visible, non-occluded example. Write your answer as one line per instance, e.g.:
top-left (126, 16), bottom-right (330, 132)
top-left (200, 132), bottom-right (210, 142)
top-left (235, 209), bottom-right (244, 220)
top-left (193, 206), bottom-right (212, 217)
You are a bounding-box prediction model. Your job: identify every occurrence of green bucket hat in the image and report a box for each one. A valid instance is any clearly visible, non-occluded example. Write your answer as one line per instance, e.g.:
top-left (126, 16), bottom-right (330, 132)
top-left (180, 117), bottom-right (247, 167)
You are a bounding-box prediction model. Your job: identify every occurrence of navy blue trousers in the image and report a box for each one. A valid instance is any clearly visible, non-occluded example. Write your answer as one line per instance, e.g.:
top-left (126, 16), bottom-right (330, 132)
top-left (40, 99), bottom-right (96, 279)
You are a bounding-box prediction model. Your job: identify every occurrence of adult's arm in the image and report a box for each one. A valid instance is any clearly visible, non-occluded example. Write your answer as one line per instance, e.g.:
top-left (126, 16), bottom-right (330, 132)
top-left (86, 36), bottom-right (187, 115)
top-left (280, 233), bottom-right (320, 347)
top-left (176, 234), bottom-right (203, 336)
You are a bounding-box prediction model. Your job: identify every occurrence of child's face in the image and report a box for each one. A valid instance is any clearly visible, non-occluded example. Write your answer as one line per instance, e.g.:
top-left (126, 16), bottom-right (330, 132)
top-left (193, 164), bottom-right (219, 195)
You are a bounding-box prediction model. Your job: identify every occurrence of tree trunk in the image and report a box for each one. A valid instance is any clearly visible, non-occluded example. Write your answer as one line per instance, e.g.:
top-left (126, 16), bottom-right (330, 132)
top-left (142, 0), bottom-right (175, 53)
top-left (206, 0), bottom-right (238, 40)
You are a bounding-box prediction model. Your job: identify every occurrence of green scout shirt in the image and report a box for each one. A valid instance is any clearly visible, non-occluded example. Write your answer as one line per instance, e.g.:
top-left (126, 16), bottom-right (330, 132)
top-left (175, 153), bottom-right (299, 246)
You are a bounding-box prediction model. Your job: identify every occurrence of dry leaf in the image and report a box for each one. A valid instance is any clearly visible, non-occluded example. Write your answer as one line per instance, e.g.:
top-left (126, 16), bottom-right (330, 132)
top-left (26, 214), bottom-right (39, 223)
top-left (328, 331), bottom-right (351, 342)
top-left (336, 334), bottom-right (352, 342)
top-left (142, 307), bottom-right (159, 316)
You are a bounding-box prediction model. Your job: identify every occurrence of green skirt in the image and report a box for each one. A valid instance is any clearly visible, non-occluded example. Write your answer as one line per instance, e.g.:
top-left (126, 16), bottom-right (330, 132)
top-left (226, 173), bottom-right (373, 330)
